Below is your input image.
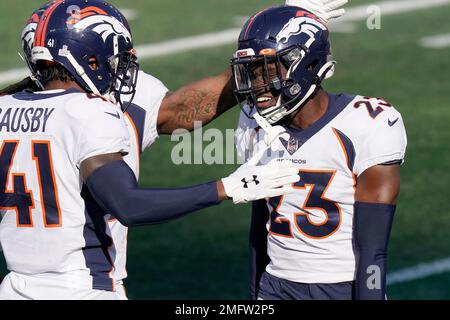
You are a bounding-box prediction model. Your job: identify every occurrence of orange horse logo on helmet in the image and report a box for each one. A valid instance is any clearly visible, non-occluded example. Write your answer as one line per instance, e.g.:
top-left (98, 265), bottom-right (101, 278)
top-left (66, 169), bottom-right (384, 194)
top-left (66, 5), bottom-right (108, 28)
top-left (64, 5), bottom-right (132, 45)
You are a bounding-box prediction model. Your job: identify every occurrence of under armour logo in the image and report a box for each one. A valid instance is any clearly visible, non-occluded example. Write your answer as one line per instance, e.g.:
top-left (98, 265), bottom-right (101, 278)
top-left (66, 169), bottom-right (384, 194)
top-left (241, 175), bottom-right (260, 188)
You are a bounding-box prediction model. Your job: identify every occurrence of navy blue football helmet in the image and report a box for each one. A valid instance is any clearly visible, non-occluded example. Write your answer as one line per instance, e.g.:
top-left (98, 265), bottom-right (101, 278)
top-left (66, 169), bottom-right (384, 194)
top-left (231, 5), bottom-right (336, 124)
top-left (31, 0), bottom-right (138, 108)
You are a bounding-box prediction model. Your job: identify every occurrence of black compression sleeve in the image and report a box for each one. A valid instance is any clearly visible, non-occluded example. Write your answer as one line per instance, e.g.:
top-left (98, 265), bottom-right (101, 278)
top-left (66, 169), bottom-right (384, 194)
top-left (354, 201), bottom-right (396, 300)
top-left (86, 160), bottom-right (221, 227)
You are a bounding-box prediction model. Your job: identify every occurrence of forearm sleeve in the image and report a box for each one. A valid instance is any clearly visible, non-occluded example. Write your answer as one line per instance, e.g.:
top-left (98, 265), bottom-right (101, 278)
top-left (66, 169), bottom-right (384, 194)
top-left (354, 201), bottom-right (396, 300)
top-left (249, 200), bottom-right (271, 300)
top-left (86, 160), bottom-right (221, 227)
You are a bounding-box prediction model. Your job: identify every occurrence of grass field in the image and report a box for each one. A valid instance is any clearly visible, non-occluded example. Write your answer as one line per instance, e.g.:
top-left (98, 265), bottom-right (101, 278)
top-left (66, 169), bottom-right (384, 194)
top-left (0, 0), bottom-right (449, 300)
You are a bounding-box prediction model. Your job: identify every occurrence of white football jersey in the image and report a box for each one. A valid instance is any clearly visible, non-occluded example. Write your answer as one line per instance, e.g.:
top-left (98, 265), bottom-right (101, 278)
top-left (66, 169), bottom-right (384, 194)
top-left (107, 71), bottom-right (168, 282)
top-left (0, 89), bottom-right (130, 291)
top-left (236, 94), bottom-right (407, 284)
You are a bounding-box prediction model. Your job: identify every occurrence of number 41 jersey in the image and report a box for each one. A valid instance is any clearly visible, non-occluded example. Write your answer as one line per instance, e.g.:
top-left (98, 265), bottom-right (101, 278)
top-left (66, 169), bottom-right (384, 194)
top-left (235, 93), bottom-right (407, 284)
top-left (0, 89), bottom-right (130, 290)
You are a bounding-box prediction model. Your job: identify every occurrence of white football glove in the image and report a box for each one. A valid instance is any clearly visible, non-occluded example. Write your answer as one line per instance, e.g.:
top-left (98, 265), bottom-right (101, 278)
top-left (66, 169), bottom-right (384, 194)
top-left (223, 113), bottom-right (299, 204)
top-left (221, 161), bottom-right (300, 204)
top-left (285, 0), bottom-right (348, 22)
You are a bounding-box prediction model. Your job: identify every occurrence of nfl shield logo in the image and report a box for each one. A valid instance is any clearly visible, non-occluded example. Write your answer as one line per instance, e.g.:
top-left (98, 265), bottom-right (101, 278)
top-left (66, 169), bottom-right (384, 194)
top-left (283, 137), bottom-right (300, 155)
top-left (287, 137), bottom-right (299, 154)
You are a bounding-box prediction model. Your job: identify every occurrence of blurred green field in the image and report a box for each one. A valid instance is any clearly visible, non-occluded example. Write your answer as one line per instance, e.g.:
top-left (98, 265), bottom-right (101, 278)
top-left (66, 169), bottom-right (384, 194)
top-left (0, 0), bottom-right (449, 299)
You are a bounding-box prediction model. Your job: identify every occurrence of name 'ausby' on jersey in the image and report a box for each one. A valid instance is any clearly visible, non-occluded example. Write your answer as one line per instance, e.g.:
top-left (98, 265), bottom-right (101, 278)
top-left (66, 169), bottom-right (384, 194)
top-left (0, 104), bottom-right (55, 133)
top-left (0, 88), bottom-right (131, 291)
top-left (236, 93), bottom-right (407, 284)
top-left (0, 71), bottom-right (167, 291)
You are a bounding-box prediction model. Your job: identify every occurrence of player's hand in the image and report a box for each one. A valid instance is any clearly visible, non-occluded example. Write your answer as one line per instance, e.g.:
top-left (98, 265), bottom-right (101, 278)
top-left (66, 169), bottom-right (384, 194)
top-left (222, 110), bottom-right (298, 204)
top-left (221, 161), bottom-right (300, 204)
top-left (263, 125), bottom-right (290, 147)
top-left (285, 0), bottom-right (348, 22)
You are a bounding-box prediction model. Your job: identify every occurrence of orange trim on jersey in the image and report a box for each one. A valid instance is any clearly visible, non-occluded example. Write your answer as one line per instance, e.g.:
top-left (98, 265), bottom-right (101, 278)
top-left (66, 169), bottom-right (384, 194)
top-left (31, 140), bottom-right (62, 228)
top-left (353, 99), bottom-right (387, 120)
top-left (268, 195), bottom-right (294, 239)
top-left (124, 112), bottom-right (140, 179)
top-left (0, 141), bottom-right (35, 228)
top-left (332, 128), bottom-right (350, 170)
top-left (376, 97), bottom-right (393, 107)
top-left (292, 169), bottom-right (342, 240)
top-left (332, 128), bottom-right (357, 198)
top-left (35, 0), bottom-right (64, 47)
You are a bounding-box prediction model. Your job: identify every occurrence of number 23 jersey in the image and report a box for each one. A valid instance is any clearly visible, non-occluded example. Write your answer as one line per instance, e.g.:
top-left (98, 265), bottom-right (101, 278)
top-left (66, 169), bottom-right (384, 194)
top-left (235, 93), bottom-right (407, 283)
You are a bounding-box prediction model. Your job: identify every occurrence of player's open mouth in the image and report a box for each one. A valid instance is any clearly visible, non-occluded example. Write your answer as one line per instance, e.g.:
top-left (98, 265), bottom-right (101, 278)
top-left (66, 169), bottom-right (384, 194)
top-left (256, 95), bottom-right (274, 108)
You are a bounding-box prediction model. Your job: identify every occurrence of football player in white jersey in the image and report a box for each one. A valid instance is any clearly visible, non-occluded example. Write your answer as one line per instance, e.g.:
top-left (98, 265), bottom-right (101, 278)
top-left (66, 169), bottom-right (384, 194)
top-left (232, 5), bottom-right (407, 300)
top-left (0, 0), bottom-right (348, 298)
top-left (0, 0), bottom-right (302, 300)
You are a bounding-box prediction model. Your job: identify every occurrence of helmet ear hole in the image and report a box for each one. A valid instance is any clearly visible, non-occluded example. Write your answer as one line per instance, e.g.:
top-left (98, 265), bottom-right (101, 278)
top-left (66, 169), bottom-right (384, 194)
top-left (307, 59), bottom-right (319, 71)
top-left (88, 56), bottom-right (99, 71)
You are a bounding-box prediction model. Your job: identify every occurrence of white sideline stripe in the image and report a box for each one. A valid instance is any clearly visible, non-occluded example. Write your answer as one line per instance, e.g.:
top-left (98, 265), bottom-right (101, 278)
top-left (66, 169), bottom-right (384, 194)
top-left (420, 33), bottom-right (450, 49)
top-left (387, 257), bottom-right (450, 285)
top-left (0, 69), bottom-right (30, 86)
top-left (135, 28), bottom-right (241, 59)
top-left (330, 0), bottom-right (450, 24)
top-left (1, 0), bottom-right (450, 85)
top-left (0, 29), bottom-right (243, 85)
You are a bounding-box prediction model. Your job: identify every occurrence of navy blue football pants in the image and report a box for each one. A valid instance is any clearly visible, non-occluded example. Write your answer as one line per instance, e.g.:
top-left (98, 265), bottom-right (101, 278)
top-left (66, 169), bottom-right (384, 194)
top-left (258, 272), bottom-right (354, 300)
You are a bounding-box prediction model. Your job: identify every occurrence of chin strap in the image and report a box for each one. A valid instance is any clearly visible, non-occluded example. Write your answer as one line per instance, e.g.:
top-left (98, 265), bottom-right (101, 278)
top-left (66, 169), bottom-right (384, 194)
top-left (253, 112), bottom-right (290, 147)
